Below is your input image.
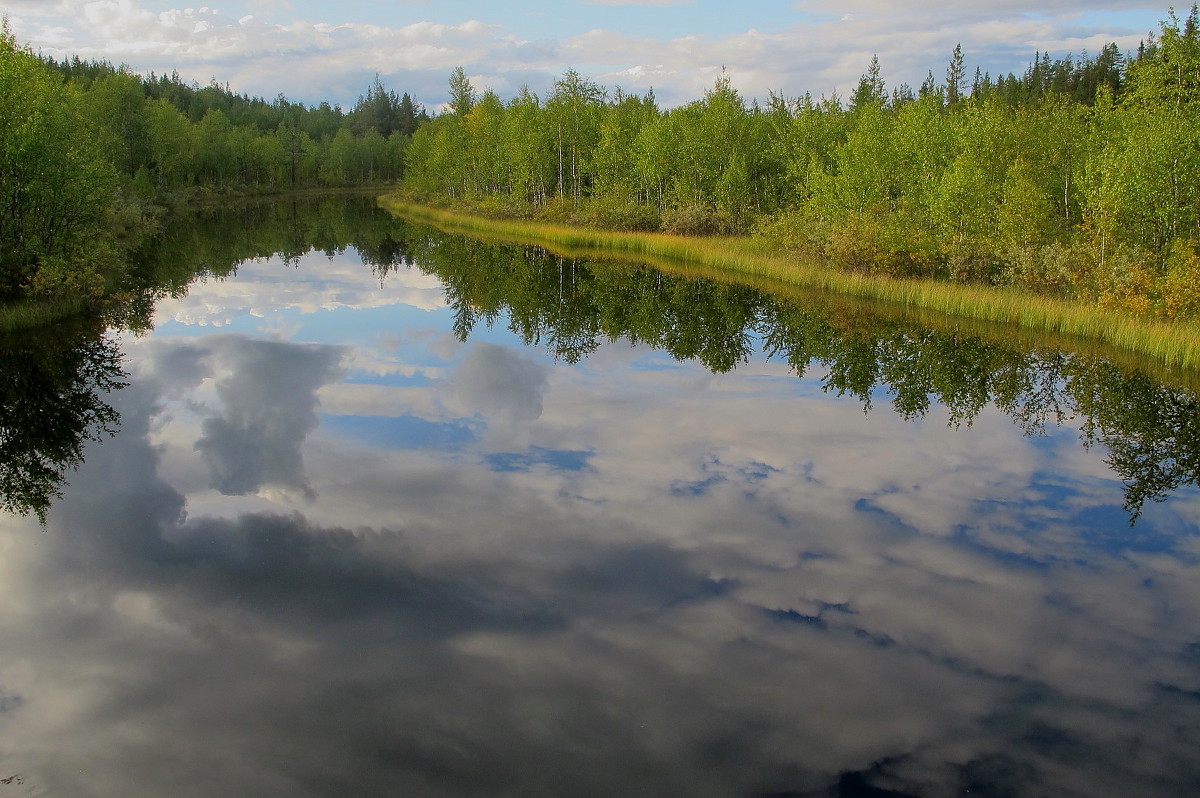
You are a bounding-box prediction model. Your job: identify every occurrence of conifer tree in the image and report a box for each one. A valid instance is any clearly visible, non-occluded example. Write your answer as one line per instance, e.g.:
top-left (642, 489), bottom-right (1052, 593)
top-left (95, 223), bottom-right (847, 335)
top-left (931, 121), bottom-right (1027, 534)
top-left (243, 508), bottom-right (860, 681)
top-left (946, 44), bottom-right (967, 106)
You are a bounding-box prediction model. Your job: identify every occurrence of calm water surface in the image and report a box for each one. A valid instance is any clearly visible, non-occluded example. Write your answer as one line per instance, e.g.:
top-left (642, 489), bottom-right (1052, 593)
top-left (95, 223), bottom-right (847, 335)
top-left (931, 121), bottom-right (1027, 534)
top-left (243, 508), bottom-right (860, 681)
top-left (1, 197), bottom-right (1199, 797)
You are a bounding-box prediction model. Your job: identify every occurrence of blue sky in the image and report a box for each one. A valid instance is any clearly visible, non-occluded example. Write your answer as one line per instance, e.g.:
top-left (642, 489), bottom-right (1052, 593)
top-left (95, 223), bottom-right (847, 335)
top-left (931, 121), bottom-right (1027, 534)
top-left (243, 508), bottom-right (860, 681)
top-left (2, 1), bottom-right (1169, 110)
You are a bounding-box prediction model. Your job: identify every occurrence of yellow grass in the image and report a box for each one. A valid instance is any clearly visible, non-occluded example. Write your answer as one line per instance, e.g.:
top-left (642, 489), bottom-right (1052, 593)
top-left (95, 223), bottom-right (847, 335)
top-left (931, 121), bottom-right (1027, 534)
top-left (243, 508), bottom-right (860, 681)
top-left (381, 196), bottom-right (1200, 372)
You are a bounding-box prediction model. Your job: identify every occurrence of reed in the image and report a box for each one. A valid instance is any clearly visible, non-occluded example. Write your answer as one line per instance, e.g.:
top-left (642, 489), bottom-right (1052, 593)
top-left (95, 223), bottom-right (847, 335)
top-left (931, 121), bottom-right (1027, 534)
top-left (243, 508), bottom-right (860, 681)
top-left (381, 197), bottom-right (1200, 371)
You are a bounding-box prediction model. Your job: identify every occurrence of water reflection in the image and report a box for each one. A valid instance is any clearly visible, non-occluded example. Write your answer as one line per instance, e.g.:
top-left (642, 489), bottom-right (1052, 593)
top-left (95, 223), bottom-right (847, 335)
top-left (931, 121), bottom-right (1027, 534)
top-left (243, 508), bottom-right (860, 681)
top-left (402, 235), bottom-right (1200, 521)
top-left (0, 319), bottom-right (125, 522)
top-left (0, 197), bottom-right (1199, 797)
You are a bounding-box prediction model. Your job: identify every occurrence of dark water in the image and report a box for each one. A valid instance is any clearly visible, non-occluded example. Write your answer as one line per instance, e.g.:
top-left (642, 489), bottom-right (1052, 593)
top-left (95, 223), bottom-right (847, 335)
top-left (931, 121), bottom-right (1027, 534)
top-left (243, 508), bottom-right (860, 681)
top-left (2, 196), bottom-right (1200, 797)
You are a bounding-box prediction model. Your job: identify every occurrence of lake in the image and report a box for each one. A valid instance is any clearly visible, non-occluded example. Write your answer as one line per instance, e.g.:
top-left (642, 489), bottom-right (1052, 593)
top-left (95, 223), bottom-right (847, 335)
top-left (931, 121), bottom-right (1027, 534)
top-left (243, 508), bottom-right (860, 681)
top-left (1, 195), bottom-right (1199, 797)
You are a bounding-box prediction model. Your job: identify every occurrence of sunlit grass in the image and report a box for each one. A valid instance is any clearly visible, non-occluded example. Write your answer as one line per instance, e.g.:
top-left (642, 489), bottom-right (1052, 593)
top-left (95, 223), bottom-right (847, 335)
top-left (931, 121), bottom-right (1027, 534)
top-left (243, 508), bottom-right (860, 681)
top-left (381, 197), bottom-right (1200, 371)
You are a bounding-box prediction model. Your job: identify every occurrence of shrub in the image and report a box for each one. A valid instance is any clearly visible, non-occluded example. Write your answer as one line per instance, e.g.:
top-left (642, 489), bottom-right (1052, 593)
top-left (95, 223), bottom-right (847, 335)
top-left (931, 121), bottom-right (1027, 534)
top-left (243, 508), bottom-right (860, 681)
top-left (1160, 239), bottom-right (1200, 319)
top-left (1001, 242), bottom-right (1087, 295)
top-left (660, 205), bottom-right (727, 236)
top-left (584, 198), bottom-right (661, 231)
top-left (26, 255), bottom-right (108, 301)
top-left (1092, 244), bottom-right (1157, 315)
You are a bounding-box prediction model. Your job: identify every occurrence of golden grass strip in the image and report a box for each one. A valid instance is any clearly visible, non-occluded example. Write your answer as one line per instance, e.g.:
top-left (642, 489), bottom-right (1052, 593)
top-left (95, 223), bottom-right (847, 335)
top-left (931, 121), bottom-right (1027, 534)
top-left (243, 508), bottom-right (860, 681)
top-left (380, 196), bottom-right (1200, 372)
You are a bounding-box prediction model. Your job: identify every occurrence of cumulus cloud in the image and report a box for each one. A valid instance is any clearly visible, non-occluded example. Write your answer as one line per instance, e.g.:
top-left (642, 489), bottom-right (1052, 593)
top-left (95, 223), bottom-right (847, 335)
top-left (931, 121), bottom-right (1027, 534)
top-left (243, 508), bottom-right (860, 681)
top-left (2, 337), bottom-right (1198, 795)
top-left (444, 342), bottom-right (550, 424)
top-left (190, 336), bottom-right (345, 498)
top-left (153, 250), bottom-right (447, 328)
top-left (4, 0), bottom-right (1163, 108)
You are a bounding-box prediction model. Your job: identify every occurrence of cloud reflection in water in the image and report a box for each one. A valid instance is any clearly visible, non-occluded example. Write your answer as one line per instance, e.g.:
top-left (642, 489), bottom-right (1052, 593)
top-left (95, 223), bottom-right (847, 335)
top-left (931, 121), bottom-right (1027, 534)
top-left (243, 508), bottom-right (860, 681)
top-left (0, 240), bottom-right (1198, 797)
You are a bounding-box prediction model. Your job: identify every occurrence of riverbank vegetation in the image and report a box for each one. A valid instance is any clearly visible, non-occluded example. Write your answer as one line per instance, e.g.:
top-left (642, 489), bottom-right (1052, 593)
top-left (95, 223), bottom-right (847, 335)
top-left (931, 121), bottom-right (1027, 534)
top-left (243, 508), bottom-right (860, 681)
top-left (7, 8), bottom-right (1200, 347)
top-left (382, 199), bottom-right (1200, 369)
top-left (400, 9), bottom-right (1200, 328)
top-left (0, 18), bottom-right (425, 322)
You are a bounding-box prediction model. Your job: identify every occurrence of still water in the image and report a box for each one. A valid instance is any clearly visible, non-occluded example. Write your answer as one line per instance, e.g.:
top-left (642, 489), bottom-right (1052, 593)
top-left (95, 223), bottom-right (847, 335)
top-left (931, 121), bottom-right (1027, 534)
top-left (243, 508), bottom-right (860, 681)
top-left (2, 196), bottom-right (1200, 797)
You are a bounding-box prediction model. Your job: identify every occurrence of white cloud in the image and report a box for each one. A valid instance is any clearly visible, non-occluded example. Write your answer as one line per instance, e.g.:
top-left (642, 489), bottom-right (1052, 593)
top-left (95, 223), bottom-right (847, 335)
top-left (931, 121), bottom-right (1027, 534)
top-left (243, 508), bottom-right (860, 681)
top-left (2, 313), bottom-right (1197, 795)
top-left (246, 0), bottom-right (292, 10)
top-left (445, 342), bottom-right (550, 424)
top-left (153, 251), bottom-right (447, 329)
top-left (3, 0), bottom-right (1164, 108)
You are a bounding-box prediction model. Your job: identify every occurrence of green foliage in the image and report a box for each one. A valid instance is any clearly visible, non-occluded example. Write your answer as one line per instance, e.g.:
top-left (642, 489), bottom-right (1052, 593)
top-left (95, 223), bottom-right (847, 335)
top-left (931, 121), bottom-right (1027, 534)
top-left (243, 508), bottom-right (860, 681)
top-left (1, 20), bottom-right (428, 308)
top-left (352, 75), bottom-right (424, 136)
top-left (546, 68), bottom-right (606, 200)
top-left (12, 6), bottom-right (1200, 327)
top-left (394, 23), bottom-right (1200, 320)
top-left (583, 196), bottom-right (661, 231)
top-left (383, 10), bottom-right (1200, 324)
top-left (40, 47), bottom-right (424, 195)
top-left (447, 66), bottom-right (477, 117)
top-left (851, 55), bottom-right (887, 110)
top-left (0, 22), bottom-right (119, 299)
top-left (946, 44), bottom-right (967, 106)
top-left (0, 321), bottom-right (126, 523)
top-left (1123, 6), bottom-right (1200, 108)
top-left (661, 205), bottom-right (728, 236)
top-left (1087, 104), bottom-right (1200, 251)
top-left (1161, 239), bottom-right (1200, 318)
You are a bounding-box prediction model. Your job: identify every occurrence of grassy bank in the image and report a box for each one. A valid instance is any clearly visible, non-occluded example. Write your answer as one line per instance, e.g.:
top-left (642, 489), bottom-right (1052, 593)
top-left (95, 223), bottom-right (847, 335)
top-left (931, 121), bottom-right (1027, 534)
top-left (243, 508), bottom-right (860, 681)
top-left (0, 296), bottom-right (94, 334)
top-left (380, 196), bottom-right (1200, 372)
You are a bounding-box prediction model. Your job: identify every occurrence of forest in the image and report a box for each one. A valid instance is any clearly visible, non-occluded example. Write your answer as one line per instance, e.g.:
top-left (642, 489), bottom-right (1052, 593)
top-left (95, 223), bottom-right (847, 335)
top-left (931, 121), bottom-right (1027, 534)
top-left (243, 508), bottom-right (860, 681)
top-left (0, 18), bottom-right (424, 304)
top-left (402, 10), bottom-right (1200, 320)
top-left (4, 9), bottom-right (1200, 323)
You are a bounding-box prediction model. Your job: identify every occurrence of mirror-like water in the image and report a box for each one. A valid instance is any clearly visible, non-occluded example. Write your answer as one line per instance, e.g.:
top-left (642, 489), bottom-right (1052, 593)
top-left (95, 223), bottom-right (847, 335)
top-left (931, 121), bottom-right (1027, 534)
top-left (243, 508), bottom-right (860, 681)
top-left (1, 196), bottom-right (1199, 797)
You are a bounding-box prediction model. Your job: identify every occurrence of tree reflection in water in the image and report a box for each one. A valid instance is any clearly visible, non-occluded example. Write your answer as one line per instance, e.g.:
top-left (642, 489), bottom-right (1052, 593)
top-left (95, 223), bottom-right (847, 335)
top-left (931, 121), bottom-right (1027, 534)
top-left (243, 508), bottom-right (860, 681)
top-left (399, 228), bottom-right (1200, 523)
top-left (2, 194), bottom-right (1198, 526)
top-left (1, 196), bottom-right (1199, 798)
top-left (0, 320), bottom-right (126, 522)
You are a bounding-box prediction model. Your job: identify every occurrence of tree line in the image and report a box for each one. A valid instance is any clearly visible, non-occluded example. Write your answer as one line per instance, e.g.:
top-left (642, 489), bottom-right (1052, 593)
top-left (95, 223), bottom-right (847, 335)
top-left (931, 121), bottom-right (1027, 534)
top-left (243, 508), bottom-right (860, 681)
top-left (44, 56), bottom-right (427, 191)
top-left (402, 9), bottom-right (1200, 320)
top-left (1, 19), bottom-right (426, 301)
top-left (6, 8), bottom-right (1200, 321)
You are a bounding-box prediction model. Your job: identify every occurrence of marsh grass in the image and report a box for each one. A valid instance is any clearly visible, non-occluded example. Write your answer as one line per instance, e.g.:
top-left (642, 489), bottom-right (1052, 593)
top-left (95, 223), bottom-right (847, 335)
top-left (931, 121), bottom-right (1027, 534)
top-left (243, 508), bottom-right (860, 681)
top-left (382, 197), bottom-right (1200, 372)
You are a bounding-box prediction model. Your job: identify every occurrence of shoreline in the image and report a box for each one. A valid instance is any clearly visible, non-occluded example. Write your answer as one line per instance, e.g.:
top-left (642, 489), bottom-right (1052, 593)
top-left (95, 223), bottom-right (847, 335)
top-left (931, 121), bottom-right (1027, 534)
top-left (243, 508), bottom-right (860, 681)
top-left (379, 195), bottom-right (1200, 372)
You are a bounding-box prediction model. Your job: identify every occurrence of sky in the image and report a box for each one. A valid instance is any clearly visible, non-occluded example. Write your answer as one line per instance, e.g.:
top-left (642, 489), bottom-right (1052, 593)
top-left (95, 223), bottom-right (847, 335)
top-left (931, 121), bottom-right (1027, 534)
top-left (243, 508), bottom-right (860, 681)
top-left (1, 1), bottom-right (1170, 112)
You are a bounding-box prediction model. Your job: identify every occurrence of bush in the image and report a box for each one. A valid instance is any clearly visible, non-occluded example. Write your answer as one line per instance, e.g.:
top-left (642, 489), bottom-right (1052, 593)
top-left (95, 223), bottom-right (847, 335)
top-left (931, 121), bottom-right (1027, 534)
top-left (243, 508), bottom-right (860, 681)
top-left (1160, 239), bottom-right (1200, 319)
top-left (944, 245), bottom-right (1000, 284)
top-left (1091, 243), bottom-right (1157, 315)
top-left (26, 254), bottom-right (108, 301)
top-left (819, 211), bottom-right (940, 278)
top-left (751, 209), bottom-right (816, 252)
top-left (583, 198), bottom-right (661, 231)
top-left (463, 194), bottom-right (532, 220)
top-left (660, 205), bottom-right (728, 236)
top-left (1000, 242), bottom-right (1086, 295)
